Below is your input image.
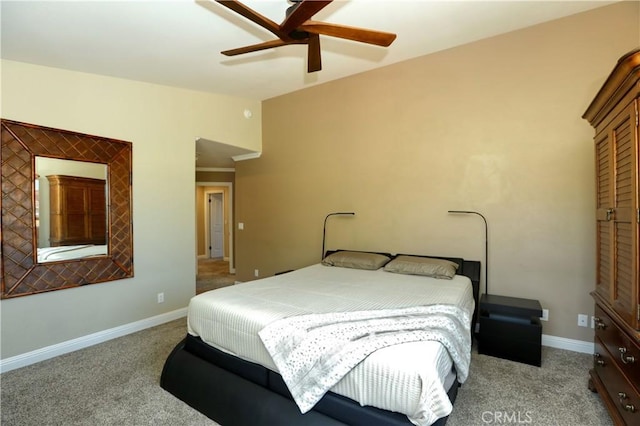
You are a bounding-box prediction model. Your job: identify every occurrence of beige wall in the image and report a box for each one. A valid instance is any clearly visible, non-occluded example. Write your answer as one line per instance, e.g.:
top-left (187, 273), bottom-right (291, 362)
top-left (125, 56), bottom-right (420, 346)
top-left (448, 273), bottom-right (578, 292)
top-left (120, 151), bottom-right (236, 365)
top-left (0, 61), bottom-right (261, 359)
top-left (235, 2), bottom-right (639, 342)
top-left (196, 170), bottom-right (236, 183)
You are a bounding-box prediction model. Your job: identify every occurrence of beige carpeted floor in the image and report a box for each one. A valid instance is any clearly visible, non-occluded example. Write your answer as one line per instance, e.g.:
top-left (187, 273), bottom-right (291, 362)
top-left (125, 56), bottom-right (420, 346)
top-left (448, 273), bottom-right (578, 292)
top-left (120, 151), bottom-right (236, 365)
top-left (0, 317), bottom-right (612, 426)
top-left (196, 258), bottom-right (236, 294)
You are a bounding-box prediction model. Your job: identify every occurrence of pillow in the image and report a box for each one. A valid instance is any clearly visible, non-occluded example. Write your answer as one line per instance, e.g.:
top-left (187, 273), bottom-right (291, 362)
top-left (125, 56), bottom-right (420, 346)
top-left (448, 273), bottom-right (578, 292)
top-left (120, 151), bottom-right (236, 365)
top-left (321, 251), bottom-right (391, 270)
top-left (384, 255), bottom-right (458, 279)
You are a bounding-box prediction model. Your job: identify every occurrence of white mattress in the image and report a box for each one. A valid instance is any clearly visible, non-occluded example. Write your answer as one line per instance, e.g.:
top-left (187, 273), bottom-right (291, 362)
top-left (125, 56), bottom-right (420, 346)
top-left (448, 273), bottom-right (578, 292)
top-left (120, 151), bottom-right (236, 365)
top-left (188, 264), bottom-right (474, 425)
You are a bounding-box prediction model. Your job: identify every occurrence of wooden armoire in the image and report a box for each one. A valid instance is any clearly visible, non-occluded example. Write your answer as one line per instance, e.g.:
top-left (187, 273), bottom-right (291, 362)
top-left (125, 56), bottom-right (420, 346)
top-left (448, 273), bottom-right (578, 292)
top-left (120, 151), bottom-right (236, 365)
top-left (583, 49), bottom-right (640, 425)
top-left (47, 175), bottom-right (107, 247)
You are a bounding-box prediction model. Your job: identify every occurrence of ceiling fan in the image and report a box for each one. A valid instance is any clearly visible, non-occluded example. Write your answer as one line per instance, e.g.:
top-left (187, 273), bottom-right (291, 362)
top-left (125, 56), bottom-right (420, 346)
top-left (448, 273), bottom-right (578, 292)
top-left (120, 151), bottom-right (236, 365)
top-left (215, 0), bottom-right (397, 73)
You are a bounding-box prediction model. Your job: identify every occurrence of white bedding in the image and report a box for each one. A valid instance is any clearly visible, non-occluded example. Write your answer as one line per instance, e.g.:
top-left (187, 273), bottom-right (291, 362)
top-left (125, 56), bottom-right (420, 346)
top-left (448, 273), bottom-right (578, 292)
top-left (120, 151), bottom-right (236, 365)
top-left (37, 245), bottom-right (107, 262)
top-left (187, 263), bottom-right (474, 426)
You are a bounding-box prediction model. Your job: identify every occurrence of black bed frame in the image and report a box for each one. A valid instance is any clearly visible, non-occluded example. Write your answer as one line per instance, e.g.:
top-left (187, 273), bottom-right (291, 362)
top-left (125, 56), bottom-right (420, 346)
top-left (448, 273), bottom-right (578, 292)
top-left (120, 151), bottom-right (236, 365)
top-left (161, 255), bottom-right (481, 426)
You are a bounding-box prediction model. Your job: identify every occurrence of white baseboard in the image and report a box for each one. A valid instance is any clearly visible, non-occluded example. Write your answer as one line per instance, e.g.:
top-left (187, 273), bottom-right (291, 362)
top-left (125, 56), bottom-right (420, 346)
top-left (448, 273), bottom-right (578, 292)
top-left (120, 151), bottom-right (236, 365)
top-left (0, 311), bottom-right (593, 374)
top-left (542, 334), bottom-right (594, 354)
top-left (0, 308), bottom-right (187, 373)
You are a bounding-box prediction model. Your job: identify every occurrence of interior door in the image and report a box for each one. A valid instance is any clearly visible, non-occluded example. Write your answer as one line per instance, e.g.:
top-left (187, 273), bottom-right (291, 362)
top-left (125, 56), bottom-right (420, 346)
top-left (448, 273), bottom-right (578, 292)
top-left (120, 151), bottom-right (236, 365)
top-left (209, 193), bottom-right (224, 258)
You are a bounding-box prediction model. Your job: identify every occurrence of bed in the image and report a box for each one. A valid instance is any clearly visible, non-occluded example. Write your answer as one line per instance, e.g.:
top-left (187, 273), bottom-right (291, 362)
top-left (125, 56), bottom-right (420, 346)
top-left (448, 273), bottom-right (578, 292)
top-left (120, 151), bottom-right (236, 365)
top-left (161, 251), bottom-right (480, 426)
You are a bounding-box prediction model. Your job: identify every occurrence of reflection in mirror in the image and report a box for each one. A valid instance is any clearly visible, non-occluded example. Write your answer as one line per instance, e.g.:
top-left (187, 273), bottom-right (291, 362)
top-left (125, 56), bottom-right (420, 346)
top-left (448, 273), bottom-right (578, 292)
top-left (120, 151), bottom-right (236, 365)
top-left (35, 157), bottom-right (108, 263)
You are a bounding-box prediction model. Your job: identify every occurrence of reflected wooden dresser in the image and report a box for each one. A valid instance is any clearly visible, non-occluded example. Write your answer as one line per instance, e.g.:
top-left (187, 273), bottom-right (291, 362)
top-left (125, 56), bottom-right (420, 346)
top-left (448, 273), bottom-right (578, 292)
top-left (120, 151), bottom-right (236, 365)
top-left (47, 175), bottom-right (107, 247)
top-left (583, 49), bottom-right (640, 425)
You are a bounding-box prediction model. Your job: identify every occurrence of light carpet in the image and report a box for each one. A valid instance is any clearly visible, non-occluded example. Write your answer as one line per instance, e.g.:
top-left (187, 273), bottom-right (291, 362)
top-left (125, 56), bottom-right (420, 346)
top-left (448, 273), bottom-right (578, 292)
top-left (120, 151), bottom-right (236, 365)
top-left (0, 318), bottom-right (611, 425)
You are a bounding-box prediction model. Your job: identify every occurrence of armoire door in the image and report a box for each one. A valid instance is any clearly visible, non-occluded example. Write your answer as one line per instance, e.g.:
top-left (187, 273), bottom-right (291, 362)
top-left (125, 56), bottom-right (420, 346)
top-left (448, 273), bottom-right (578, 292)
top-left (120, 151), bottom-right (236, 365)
top-left (595, 99), bottom-right (639, 328)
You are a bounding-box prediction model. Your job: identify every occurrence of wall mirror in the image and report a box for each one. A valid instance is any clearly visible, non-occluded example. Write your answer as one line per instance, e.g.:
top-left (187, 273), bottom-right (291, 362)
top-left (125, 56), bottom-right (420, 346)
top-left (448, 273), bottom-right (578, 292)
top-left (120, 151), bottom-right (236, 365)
top-left (1, 119), bottom-right (133, 298)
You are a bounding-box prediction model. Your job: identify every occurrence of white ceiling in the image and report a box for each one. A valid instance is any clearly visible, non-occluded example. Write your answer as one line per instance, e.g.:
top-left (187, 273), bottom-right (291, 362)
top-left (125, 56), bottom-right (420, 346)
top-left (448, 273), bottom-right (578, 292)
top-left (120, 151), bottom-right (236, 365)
top-left (1, 0), bottom-right (616, 167)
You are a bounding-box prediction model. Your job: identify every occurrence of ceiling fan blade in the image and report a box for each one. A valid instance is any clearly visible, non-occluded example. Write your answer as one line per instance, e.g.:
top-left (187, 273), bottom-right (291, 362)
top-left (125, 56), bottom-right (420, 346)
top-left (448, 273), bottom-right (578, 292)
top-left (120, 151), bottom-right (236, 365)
top-left (307, 33), bottom-right (322, 73)
top-left (215, 0), bottom-right (291, 40)
top-left (221, 39), bottom-right (305, 56)
top-left (300, 20), bottom-right (397, 47)
top-left (280, 0), bottom-right (333, 34)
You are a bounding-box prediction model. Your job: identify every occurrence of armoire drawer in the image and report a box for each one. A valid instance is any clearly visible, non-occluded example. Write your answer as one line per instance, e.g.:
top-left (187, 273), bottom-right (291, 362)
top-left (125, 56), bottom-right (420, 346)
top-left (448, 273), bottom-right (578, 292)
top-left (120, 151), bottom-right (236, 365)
top-left (594, 337), bottom-right (640, 425)
top-left (594, 305), bottom-right (640, 388)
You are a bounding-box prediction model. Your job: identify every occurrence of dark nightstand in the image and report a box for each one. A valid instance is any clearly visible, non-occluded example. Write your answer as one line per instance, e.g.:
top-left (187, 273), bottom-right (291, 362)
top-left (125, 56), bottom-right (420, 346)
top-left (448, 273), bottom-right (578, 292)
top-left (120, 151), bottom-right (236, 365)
top-left (478, 294), bottom-right (543, 366)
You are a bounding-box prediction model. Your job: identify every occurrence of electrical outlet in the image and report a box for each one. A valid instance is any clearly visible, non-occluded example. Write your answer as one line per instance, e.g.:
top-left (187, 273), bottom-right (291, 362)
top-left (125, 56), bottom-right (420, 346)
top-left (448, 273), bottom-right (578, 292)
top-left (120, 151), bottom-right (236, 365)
top-left (541, 309), bottom-right (549, 321)
top-left (157, 292), bottom-right (164, 304)
top-left (254, 269), bottom-right (259, 277)
top-left (578, 314), bottom-right (588, 327)
top-left (591, 316), bottom-right (595, 329)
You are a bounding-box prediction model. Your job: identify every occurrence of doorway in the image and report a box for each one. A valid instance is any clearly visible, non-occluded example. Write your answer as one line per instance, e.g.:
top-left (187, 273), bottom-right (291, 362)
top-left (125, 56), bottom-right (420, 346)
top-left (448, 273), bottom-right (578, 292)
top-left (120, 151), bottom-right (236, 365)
top-left (196, 182), bottom-right (234, 274)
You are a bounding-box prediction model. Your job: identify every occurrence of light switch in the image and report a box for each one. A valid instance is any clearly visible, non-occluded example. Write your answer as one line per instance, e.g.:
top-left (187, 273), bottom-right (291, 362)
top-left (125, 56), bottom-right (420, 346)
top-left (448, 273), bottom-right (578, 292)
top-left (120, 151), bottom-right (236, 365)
top-left (238, 222), bottom-right (244, 230)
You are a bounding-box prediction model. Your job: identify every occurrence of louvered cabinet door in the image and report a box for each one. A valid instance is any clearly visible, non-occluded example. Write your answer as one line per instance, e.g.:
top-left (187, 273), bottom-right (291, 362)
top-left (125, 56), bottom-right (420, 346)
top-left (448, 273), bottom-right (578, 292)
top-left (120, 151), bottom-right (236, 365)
top-left (595, 100), bottom-right (640, 329)
top-left (595, 128), bottom-right (613, 302)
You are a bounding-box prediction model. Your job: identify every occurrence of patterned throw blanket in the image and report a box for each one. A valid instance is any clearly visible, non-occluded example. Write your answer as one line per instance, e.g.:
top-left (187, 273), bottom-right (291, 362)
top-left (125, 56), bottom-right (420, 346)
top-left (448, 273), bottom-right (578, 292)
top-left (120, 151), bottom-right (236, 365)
top-left (259, 304), bottom-right (471, 415)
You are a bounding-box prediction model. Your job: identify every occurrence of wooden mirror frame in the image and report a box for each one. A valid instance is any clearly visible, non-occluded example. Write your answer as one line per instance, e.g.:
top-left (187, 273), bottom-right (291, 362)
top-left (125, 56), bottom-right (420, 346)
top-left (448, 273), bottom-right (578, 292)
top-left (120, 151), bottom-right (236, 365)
top-left (1, 119), bottom-right (133, 299)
